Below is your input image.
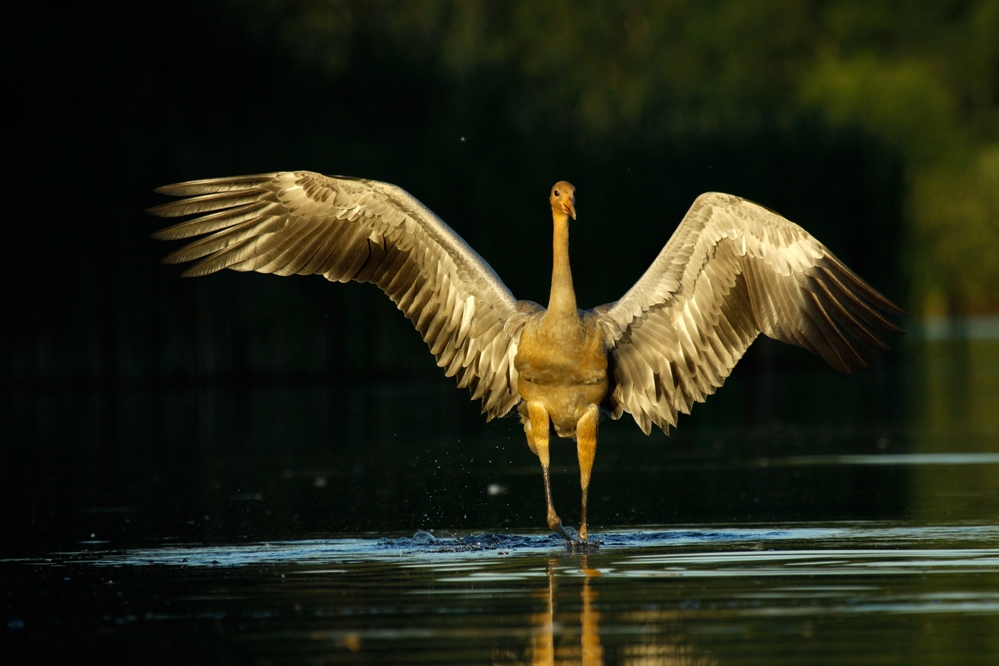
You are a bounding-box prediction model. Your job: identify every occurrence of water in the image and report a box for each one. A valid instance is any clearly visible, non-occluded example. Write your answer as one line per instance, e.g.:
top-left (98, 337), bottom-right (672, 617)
top-left (3, 334), bottom-right (999, 663)
top-left (5, 522), bottom-right (999, 664)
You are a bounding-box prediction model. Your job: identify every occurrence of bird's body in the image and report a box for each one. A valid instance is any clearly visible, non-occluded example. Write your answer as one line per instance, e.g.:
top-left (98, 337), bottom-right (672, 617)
top-left (149, 171), bottom-right (906, 544)
top-left (516, 310), bottom-right (607, 439)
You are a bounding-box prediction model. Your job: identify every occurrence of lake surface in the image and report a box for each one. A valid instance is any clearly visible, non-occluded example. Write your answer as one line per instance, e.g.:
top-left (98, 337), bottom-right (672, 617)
top-left (3, 333), bottom-right (998, 663)
top-left (5, 518), bottom-right (999, 664)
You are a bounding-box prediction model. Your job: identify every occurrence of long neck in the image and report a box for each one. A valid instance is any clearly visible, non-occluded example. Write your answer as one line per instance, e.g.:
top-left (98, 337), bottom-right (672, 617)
top-left (546, 211), bottom-right (578, 320)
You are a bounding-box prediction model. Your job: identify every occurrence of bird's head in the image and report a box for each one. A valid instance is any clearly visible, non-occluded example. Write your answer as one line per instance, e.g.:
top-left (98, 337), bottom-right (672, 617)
top-left (550, 181), bottom-right (576, 220)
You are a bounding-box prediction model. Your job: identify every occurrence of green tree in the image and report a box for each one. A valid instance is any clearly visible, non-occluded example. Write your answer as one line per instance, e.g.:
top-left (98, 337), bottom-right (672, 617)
top-left (229, 0), bottom-right (999, 313)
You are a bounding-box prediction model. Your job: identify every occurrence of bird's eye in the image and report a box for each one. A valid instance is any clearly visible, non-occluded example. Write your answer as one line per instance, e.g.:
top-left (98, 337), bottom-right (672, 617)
top-left (554, 189), bottom-right (560, 197)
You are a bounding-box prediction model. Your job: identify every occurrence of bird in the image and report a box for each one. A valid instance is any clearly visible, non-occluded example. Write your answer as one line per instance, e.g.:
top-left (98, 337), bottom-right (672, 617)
top-left (148, 171), bottom-right (906, 544)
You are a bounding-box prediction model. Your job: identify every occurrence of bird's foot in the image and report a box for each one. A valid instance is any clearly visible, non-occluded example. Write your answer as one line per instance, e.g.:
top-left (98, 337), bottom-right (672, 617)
top-left (548, 516), bottom-right (572, 541)
top-left (550, 523), bottom-right (601, 551)
top-left (565, 536), bottom-right (601, 553)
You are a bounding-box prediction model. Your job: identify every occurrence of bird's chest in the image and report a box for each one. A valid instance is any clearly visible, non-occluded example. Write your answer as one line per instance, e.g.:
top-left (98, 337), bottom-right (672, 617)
top-left (514, 320), bottom-right (608, 433)
top-left (515, 320), bottom-right (607, 382)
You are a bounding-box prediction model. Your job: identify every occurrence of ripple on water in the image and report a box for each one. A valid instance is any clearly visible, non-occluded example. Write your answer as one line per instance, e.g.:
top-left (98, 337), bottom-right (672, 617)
top-left (11, 522), bottom-right (999, 570)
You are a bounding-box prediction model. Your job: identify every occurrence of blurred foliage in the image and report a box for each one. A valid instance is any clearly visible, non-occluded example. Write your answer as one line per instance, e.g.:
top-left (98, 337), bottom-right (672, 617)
top-left (913, 148), bottom-right (999, 313)
top-left (230, 0), bottom-right (999, 313)
top-left (6, 0), bottom-right (998, 394)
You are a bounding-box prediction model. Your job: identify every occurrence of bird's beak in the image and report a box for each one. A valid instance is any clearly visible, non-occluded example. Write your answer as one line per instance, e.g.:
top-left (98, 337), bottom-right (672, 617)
top-left (566, 199), bottom-right (576, 220)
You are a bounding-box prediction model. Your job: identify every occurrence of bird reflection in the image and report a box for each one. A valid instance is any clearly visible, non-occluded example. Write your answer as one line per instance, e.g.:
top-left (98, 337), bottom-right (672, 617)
top-left (494, 557), bottom-right (713, 666)
top-left (493, 556), bottom-right (602, 666)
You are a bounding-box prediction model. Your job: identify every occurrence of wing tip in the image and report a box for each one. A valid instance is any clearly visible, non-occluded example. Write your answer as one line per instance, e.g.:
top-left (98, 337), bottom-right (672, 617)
top-left (152, 173), bottom-right (279, 198)
top-left (145, 202), bottom-right (174, 218)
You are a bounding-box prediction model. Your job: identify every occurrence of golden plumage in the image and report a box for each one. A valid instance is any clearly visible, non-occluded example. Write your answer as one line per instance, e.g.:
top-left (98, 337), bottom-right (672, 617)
top-left (149, 171), bottom-right (906, 544)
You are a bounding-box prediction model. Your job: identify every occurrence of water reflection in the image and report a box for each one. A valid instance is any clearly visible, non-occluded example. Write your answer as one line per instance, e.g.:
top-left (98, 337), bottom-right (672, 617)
top-left (503, 556), bottom-right (713, 665)
top-left (912, 334), bottom-right (999, 531)
top-left (494, 556), bottom-right (606, 666)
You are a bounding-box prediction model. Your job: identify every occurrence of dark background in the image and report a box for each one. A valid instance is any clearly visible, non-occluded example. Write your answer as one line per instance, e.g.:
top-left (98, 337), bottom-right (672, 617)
top-left (7, 1), bottom-right (918, 389)
top-left (3, 1), bottom-right (996, 551)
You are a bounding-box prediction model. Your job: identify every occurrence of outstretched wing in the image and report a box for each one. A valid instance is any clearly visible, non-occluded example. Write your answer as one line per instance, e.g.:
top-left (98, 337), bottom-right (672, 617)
top-left (595, 192), bottom-right (907, 435)
top-left (148, 171), bottom-right (529, 419)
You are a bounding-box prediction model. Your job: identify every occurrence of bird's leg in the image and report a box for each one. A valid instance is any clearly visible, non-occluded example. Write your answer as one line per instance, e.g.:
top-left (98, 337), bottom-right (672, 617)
top-left (527, 401), bottom-right (570, 540)
top-left (576, 404), bottom-right (599, 542)
top-left (520, 402), bottom-right (539, 457)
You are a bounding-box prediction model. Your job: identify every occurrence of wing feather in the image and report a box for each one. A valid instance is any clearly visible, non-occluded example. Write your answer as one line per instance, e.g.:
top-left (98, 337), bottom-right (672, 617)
top-left (149, 171), bottom-right (526, 420)
top-left (598, 192), bottom-right (906, 434)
